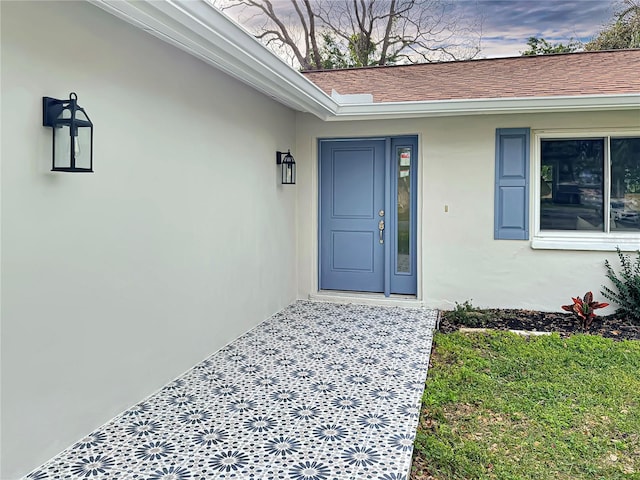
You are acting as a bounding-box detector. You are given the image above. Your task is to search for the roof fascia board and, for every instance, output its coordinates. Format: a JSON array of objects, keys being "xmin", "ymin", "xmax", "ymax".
[
  {"xmin": 328, "ymin": 94, "xmax": 640, "ymax": 121},
  {"xmin": 89, "ymin": 0, "xmax": 337, "ymax": 118}
]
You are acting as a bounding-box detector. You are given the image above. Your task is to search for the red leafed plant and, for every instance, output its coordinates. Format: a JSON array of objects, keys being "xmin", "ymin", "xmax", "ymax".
[{"xmin": 562, "ymin": 292, "xmax": 609, "ymax": 331}]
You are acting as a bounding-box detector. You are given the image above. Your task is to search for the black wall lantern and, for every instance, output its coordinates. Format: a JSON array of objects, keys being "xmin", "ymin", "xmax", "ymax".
[
  {"xmin": 276, "ymin": 149, "xmax": 296, "ymax": 185},
  {"xmin": 43, "ymin": 92, "xmax": 93, "ymax": 172}
]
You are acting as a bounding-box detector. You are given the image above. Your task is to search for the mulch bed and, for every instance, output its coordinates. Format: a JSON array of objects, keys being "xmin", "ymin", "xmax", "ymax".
[{"xmin": 438, "ymin": 309, "xmax": 640, "ymax": 342}]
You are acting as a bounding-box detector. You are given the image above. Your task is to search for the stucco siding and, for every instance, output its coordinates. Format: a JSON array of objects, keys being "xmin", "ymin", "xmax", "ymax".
[
  {"xmin": 0, "ymin": 2, "xmax": 297, "ymax": 477},
  {"xmin": 296, "ymin": 110, "xmax": 640, "ymax": 312}
]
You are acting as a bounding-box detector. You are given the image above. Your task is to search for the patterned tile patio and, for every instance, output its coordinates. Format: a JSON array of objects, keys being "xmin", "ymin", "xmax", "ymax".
[{"xmin": 25, "ymin": 300, "xmax": 437, "ymax": 480}]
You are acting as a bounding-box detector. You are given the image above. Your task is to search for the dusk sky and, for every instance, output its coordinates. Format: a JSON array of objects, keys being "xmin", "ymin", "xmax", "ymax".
[
  {"xmin": 220, "ymin": 0, "xmax": 620, "ymax": 60},
  {"xmin": 476, "ymin": 0, "xmax": 617, "ymax": 57}
]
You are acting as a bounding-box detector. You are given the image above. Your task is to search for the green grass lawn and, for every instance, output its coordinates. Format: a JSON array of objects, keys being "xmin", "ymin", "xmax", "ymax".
[{"xmin": 412, "ymin": 331, "xmax": 640, "ymax": 480}]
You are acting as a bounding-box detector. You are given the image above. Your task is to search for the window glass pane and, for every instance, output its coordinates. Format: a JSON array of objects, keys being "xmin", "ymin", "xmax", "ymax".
[
  {"xmin": 611, "ymin": 137, "xmax": 640, "ymax": 232},
  {"xmin": 397, "ymin": 147, "xmax": 411, "ymax": 273},
  {"xmin": 540, "ymin": 139, "xmax": 604, "ymax": 231}
]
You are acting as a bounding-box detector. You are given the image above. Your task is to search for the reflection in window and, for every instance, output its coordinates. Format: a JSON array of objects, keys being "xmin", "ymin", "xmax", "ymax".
[
  {"xmin": 611, "ymin": 138, "xmax": 640, "ymax": 232},
  {"xmin": 540, "ymin": 137, "xmax": 640, "ymax": 233},
  {"xmin": 397, "ymin": 147, "xmax": 411, "ymax": 273},
  {"xmin": 540, "ymin": 139, "xmax": 604, "ymax": 231}
]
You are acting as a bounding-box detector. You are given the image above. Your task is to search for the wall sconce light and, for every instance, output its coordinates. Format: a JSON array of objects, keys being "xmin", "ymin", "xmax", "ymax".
[
  {"xmin": 276, "ymin": 150, "xmax": 296, "ymax": 185},
  {"xmin": 43, "ymin": 92, "xmax": 93, "ymax": 172}
]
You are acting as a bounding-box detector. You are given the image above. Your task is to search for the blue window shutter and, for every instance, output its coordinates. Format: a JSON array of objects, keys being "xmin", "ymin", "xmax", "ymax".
[{"xmin": 494, "ymin": 128, "xmax": 530, "ymax": 240}]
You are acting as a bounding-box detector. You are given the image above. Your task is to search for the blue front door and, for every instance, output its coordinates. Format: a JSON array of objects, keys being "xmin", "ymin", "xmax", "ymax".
[
  {"xmin": 320, "ymin": 139, "xmax": 386, "ymax": 293},
  {"xmin": 319, "ymin": 137, "xmax": 418, "ymax": 295}
]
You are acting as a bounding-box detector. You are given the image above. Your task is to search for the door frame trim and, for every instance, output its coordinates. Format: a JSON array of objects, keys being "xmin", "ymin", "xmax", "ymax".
[
  {"xmin": 384, "ymin": 138, "xmax": 391, "ymax": 296},
  {"xmin": 315, "ymin": 135, "xmax": 423, "ymax": 299}
]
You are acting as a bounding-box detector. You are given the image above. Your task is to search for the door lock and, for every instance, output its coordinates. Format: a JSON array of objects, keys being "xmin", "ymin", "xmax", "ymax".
[
  {"xmin": 378, "ymin": 219, "xmax": 385, "ymax": 244},
  {"xmin": 379, "ymin": 210, "xmax": 385, "ymax": 217}
]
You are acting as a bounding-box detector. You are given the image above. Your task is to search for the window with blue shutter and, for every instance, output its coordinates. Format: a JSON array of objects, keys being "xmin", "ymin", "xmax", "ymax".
[{"xmin": 494, "ymin": 128, "xmax": 530, "ymax": 240}]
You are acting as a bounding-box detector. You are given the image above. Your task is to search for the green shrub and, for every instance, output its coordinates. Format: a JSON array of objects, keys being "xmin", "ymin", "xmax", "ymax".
[
  {"xmin": 445, "ymin": 300, "xmax": 488, "ymax": 327},
  {"xmin": 601, "ymin": 247, "xmax": 640, "ymax": 324}
]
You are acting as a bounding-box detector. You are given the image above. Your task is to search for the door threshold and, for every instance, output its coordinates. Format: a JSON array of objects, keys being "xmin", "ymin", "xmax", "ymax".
[{"xmin": 309, "ymin": 291, "xmax": 423, "ymax": 308}]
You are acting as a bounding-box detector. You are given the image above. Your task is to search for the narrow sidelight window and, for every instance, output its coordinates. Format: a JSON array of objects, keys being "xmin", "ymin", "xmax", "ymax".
[{"xmin": 396, "ymin": 147, "xmax": 411, "ymax": 273}]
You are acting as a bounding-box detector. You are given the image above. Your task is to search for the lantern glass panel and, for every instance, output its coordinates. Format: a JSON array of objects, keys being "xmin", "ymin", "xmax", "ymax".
[
  {"xmin": 75, "ymin": 109, "xmax": 88, "ymax": 122},
  {"xmin": 284, "ymin": 163, "xmax": 293, "ymax": 184},
  {"xmin": 75, "ymin": 126, "xmax": 92, "ymax": 170},
  {"xmin": 53, "ymin": 126, "xmax": 70, "ymax": 169}
]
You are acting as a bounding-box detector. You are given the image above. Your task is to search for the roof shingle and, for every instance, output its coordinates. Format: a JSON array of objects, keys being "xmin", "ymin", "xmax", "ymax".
[{"xmin": 302, "ymin": 50, "xmax": 640, "ymax": 103}]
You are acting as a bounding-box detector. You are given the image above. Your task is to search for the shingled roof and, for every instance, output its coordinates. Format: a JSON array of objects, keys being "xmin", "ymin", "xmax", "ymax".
[{"xmin": 302, "ymin": 50, "xmax": 640, "ymax": 103}]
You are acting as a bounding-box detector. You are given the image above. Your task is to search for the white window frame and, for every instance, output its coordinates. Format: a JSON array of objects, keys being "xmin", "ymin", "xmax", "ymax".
[{"xmin": 531, "ymin": 128, "xmax": 640, "ymax": 251}]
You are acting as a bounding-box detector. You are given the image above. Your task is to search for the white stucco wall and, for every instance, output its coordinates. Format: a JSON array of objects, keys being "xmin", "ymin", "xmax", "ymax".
[
  {"xmin": 296, "ymin": 110, "xmax": 640, "ymax": 312},
  {"xmin": 1, "ymin": 2, "xmax": 297, "ymax": 477}
]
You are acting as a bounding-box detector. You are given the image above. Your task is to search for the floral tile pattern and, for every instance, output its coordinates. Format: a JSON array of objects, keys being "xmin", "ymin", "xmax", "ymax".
[{"xmin": 25, "ymin": 300, "xmax": 436, "ymax": 480}]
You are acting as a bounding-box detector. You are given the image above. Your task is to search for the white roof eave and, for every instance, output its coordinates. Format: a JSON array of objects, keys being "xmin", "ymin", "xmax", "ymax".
[
  {"xmin": 90, "ymin": 0, "xmax": 337, "ymax": 118},
  {"xmin": 91, "ymin": 0, "xmax": 640, "ymax": 122},
  {"xmin": 329, "ymin": 94, "xmax": 640, "ymax": 121}
]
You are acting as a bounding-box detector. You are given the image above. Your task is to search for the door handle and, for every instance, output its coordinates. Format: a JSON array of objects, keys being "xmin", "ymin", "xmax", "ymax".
[{"xmin": 378, "ymin": 219, "xmax": 385, "ymax": 244}]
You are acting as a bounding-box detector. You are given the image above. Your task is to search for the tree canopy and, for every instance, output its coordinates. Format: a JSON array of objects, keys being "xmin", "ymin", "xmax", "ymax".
[
  {"xmin": 585, "ymin": 0, "xmax": 640, "ymax": 50},
  {"xmin": 520, "ymin": 37, "xmax": 581, "ymax": 56}
]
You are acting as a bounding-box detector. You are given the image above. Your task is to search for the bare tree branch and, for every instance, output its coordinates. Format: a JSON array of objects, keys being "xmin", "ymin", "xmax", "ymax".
[
  {"xmin": 302, "ymin": 0, "xmax": 322, "ymax": 68},
  {"xmin": 215, "ymin": 0, "xmax": 483, "ymax": 69},
  {"xmin": 378, "ymin": 0, "xmax": 396, "ymax": 64}
]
